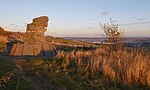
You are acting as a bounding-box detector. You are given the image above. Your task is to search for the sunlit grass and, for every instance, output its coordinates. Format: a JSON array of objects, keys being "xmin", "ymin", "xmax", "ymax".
[{"xmin": 26, "ymin": 46, "xmax": 150, "ymax": 90}]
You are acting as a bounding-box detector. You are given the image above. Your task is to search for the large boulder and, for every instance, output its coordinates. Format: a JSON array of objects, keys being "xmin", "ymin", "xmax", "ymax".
[
  {"xmin": 24, "ymin": 16, "xmax": 49, "ymax": 43},
  {"xmin": 10, "ymin": 16, "xmax": 57, "ymax": 57}
]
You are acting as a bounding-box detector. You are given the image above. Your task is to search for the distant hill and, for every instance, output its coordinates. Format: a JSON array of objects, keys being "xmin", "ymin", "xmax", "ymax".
[{"xmin": 46, "ymin": 36, "xmax": 91, "ymax": 46}]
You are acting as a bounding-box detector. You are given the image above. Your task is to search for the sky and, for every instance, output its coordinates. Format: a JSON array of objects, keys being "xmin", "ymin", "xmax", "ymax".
[{"xmin": 0, "ymin": 0, "xmax": 150, "ymax": 37}]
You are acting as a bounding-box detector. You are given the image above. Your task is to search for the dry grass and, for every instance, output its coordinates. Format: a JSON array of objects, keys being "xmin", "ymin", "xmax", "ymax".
[
  {"xmin": 56, "ymin": 47, "xmax": 150, "ymax": 88},
  {"xmin": 24, "ymin": 21, "xmax": 150, "ymax": 89},
  {"xmin": 0, "ymin": 69, "xmax": 16, "ymax": 88}
]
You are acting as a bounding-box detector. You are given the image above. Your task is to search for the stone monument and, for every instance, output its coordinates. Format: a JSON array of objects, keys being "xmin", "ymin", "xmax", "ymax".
[
  {"xmin": 10, "ymin": 16, "xmax": 57, "ymax": 57},
  {"xmin": 24, "ymin": 16, "xmax": 48, "ymax": 43}
]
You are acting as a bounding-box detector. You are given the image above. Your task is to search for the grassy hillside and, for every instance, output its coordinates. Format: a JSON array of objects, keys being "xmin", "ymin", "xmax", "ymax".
[
  {"xmin": 15, "ymin": 46, "xmax": 149, "ymax": 90},
  {"xmin": 1, "ymin": 24, "xmax": 150, "ymax": 89},
  {"xmin": 46, "ymin": 37, "xmax": 90, "ymax": 45}
]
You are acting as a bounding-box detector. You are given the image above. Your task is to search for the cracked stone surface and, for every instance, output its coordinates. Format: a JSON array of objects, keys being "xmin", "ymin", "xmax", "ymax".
[
  {"xmin": 10, "ymin": 16, "xmax": 57, "ymax": 57},
  {"xmin": 24, "ymin": 16, "xmax": 49, "ymax": 43}
]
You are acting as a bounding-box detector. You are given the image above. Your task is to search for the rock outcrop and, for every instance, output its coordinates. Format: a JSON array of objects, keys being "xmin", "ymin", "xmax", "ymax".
[
  {"xmin": 10, "ymin": 16, "xmax": 57, "ymax": 57},
  {"xmin": 24, "ymin": 16, "xmax": 49, "ymax": 43}
]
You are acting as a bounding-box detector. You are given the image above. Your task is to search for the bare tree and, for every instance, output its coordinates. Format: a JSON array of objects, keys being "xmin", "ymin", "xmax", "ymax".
[{"xmin": 100, "ymin": 19, "xmax": 123, "ymax": 51}]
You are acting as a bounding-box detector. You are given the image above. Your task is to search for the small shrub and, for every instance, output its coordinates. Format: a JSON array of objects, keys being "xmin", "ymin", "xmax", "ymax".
[{"xmin": 100, "ymin": 19, "xmax": 124, "ymax": 51}]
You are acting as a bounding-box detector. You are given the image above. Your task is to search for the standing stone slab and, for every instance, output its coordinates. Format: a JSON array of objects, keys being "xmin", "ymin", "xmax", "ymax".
[
  {"xmin": 43, "ymin": 43, "xmax": 51, "ymax": 57},
  {"xmin": 22, "ymin": 44, "xmax": 34, "ymax": 56},
  {"xmin": 33, "ymin": 43, "xmax": 43, "ymax": 56},
  {"xmin": 10, "ymin": 44, "xmax": 17, "ymax": 56},
  {"xmin": 14, "ymin": 44, "xmax": 23, "ymax": 56}
]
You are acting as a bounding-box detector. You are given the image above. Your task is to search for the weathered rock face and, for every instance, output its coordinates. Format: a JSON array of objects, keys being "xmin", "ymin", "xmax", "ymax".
[
  {"xmin": 24, "ymin": 16, "xmax": 49, "ymax": 43},
  {"xmin": 23, "ymin": 32, "xmax": 46, "ymax": 43},
  {"xmin": 27, "ymin": 16, "xmax": 48, "ymax": 32},
  {"xmin": 10, "ymin": 16, "xmax": 57, "ymax": 57},
  {"xmin": 10, "ymin": 43, "xmax": 57, "ymax": 57}
]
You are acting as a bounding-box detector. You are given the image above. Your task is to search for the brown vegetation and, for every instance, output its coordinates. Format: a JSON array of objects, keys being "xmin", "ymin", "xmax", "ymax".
[
  {"xmin": 10, "ymin": 21, "xmax": 149, "ymax": 89},
  {"xmin": 56, "ymin": 47, "xmax": 150, "ymax": 89}
]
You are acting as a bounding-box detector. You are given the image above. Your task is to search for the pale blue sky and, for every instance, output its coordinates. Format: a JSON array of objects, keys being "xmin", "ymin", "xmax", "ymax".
[{"xmin": 0, "ymin": 0, "xmax": 150, "ymax": 37}]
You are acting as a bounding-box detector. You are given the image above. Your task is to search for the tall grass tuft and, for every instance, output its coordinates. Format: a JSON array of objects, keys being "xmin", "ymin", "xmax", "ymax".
[{"xmin": 56, "ymin": 47, "xmax": 150, "ymax": 88}]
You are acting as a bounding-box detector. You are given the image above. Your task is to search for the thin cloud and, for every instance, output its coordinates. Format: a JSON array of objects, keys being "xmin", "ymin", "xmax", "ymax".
[
  {"xmin": 81, "ymin": 26, "xmax": 86, "ymax": 28},
  {"xmin": 10, "ymin": 24, "xmax": 16, "ymax": 26},
  {"xmin": 13, "ymin": 25, "xmax": 18, "ymax": 27},
  {"xmin": 10, "ymin": 24, "xmax": 18, "ymax": 27},
  {"xmin": 86, "ymin": 26, "xmax": 97, "ymax": 29},
  {"xmin": 86, "ymin": 27, "xmax": 93, "ymax": 29},
  {"xmin": 130, "ymin": 17, "xmax": 145, "ymax": 21},
  {"xmin": 136, "ymin": 18, "xmax": 145, "ymax": 21},
  {"xmin": 81, "ymin": 26, "xmax": 96, "ymax": 29},
  {"xmin": 120, "ymin": 21, "xmax": 150, "ymax": 26},
  {"xmin": 90, "ymin": 18, "xmax": 95, "ymax": 21},
  {"xmin": 130, "ymin": 17, "xmax": 138, "ymax": 19},
  {"xmin": 100, "ymin": 11, "xmax": 110, "ymax": 16}
]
